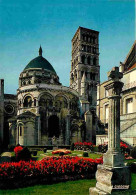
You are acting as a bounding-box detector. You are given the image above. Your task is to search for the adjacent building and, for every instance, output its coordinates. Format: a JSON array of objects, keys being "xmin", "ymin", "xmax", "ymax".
[{"xmin": 96, "ymin": 41, "xmax": 136, "ymax": 146}]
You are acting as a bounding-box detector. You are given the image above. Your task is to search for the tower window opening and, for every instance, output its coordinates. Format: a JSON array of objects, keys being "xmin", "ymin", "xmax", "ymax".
[
  {"xmin": 81, "ymin": 55, "xmax": 85, "ymax": 64},
  {"xmin": 93, "ymin": 57, "xmax": 97, "ymax": 65},
  {"xmin": 24, "ymin": 96, "xmax": 32, "ymax": 107},
  {"xmin": 87, "ymin": 56, "xmax": 91, "ymax": 65},
  {"xmin": 34, "ymin": 99, "xmax": 36, "ymax": 106}
]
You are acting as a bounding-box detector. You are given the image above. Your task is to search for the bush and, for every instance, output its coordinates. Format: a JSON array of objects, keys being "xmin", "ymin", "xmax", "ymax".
[
  {"xmin": 31, "ymin": 151, "xmax": 37, "ymax": 156},
  {"xmin": 8, "ymin": 145, "xmax": 15, "ymax": 152},
  {"xmin": 93, "ymin": 146, "xmax": 98, "ymax": 152},
  {"xmin": 83, "ymin": 152, "xmax": 89, "ymax": 157},
  {"xmin": 16, "ymin": 147, "xmax": 31, "ymax": 161},
  {"xmin": 98, "ymin": 144, "xmax": 108, "ymax": 153},
  {"xmin": 70, "ymin": 143, "xmax": 75, "ymax": 151},
  {"xmin": 43, "ymin": 148, "xmax": 47, "ymax": 153},
  {"xmin": 59, "ymin": 152, "xmax": 64, "ymax": 156},
  {"xmin": 130, "ymin": 147, "xmax": 136, "ymax": 159},
  {"xmin": 126, "ymin": 162, "xmax": 136, "ymax": 173}
]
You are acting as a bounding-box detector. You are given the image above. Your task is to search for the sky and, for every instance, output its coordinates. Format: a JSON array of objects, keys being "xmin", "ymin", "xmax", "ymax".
[{"xmin": 0, "ymin": 0, "xmax": 135, "ymax": 94}]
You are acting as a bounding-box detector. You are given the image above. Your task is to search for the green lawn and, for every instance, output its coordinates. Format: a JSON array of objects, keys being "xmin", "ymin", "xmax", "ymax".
[
  {"xmin": 0, "ymin": 179, "xmax": 96, "ymax": 195},
  {"xmin": 30, "ymin": 150, "xmax": 102, "ymax": 161},
  {"xmin": 1, "ymin": 174, "xmax": 136, "ymax": 195},
  {"xmin": 1, "ymin": 151, "xmax": 136, "ymax": 195}
]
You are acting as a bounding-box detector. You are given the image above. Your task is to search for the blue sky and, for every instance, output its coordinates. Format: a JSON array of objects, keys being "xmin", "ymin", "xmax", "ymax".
[{"xmin": 0, "ymin": 0, "xmax": 135, "ymax": 94}]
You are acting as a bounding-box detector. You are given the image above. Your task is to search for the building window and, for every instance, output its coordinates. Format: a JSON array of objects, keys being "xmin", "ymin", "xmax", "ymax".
[
  {"xmin": 34, "ymin": 99, "xmax": 36, "ymax": 106},
  {"xmin": 81, "ymin": 55, "xmax": 85, "ymax": 64},
  {"xmin": 28, "ymin": 80, "xmax": 31, "ymax": 84},
  {"xmin": 19, "ymin": 125, "xmax": 23, "ymax": 136},
  {"xmin": 92, "ymin": 73, "xmax": 95, "ymax": 81},
  {"xmin": 126, "ymin": 98, "xmax": 133, "ymax": 114},
  {"xmin": 93, "ymin": 57, "xmax": 97, "ymax": 65},
  {"xmin": 105, "ymin": 105, "xmax": 109, "ymax": 124},
  {"xmin": 24, "ymin": 96, "xmax": 32, "ymax": 107},
  {"xmin": 87, "ymin": 56, "xmax": 91, "ymax": 65},
  {"xmin": 105, "ymin": 90, "xmax": 109, "ymax": 97}
]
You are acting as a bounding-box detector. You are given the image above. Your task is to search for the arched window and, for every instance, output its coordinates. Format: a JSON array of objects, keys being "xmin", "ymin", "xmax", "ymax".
[
  {"xmin": 93, "ymin": 47, "xmax": 96, "ymax": 54},
  {"xmin": 88, "ymin": 36, "xmax": 90, "ymax": 42},
  {"xmin": 81, "ymin": 55, "xmax": 85, "ymax": 64},
  {"xmin": 28, "ymin": 80, "xmax": 31, "ymax": 84},
  {"xmin": 90, "ymin": 73, "xmax": 92, "ymax": 80},
  {"xmin": 92, "ymin": 73, "xmax": 95, "ymax": 80},
  {"xmin": 93, "ymin": 57, "xmax": 97, "ymax": 65},
  {"xmin": 24, "ymin": 96, "xmax": 32, "ymax": 107},
  {"xmin": 87, "ymin": 56, "xmax": 91, "ymax": 65},
  {"xmin": 18, "ymin": 124, "xmax": 24, "ymax": 136},
  {"xmin": 34, "ymin": 99, "xmax": 36, "ymax": 106}
]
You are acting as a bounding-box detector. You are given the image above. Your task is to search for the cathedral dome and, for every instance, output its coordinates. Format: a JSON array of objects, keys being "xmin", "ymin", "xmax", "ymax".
[{"xmin": 24, "ymin": 46, "xmax": 56, "ymax": 74}]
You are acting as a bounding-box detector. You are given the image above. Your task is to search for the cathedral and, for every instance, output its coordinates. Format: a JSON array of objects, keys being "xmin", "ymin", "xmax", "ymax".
[{"xmin": 0, "ymin": 27, "xmax": 100, "ymax": 148}]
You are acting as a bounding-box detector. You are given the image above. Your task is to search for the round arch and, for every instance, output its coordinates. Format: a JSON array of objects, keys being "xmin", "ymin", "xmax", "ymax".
[{"xmin": 38, "ymin": 92, "xmax": 54, "ymax": 101}]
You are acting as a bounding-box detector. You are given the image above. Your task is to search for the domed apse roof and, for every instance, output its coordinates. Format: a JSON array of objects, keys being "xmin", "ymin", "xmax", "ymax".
[{"xmin": 24, "ymin": 46, "xmax": 56, "ymax": 74}]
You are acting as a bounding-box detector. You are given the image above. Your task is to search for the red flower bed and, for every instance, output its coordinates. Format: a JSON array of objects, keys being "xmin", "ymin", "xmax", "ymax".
[
  {"xmin": 0, "ymin": 156, "xmax": 102, "ymax": 183},
  {"xmin": 74, "ymin": 142, "xmax": 94, "ymax": 151},
  {"xmin": 52, "ymin": 149, "xmax": 71, "ymax": 155},
  {"xmin": 98, "ymin": 141, "xmax": 130, "ymax": 154}
]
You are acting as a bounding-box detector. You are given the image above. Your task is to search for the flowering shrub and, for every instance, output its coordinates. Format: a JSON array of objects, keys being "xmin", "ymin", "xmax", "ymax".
[
  {"xmin": 0, "ymin": 156, "xmax": 103, "ymax": 183},
  {"xmin": 98, "ymin": 143, "xmax": 108, "ymax": 153},
  {"xmin": 14, "ymin": 146, "xmax": 31, "ymax": 161},
  {"xmin": 98, "ymin": 142, "xmax": 129, "ymax": 154},
  {"xmin": 74, "ymin": 142, "xmax": 94, "ymax": 151},
  {"xmin": 14, "ymin": 146, "xmax": 23, "ymax": 157},
  {"xmin": 130, "ymin": 147, "xmax": 136, "ymax": 159},
  {"xmin": 124, "ymin": 153, "xmax": 133, "ymax": 160},
  {"xmin": 52, "ymin": 149, "xmax": 71, "ymax": 155}
]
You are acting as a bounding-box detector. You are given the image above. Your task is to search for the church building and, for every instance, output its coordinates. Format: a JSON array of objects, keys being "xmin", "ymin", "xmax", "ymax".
[{"xmin": 0, "ymin": 27, "xmax": 100, "ymax": 147}]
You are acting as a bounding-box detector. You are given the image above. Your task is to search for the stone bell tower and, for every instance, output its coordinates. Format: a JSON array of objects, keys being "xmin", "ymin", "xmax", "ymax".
[{"xmin": 70, "ymin": 27, "xmax": 100, "ymax": 112}]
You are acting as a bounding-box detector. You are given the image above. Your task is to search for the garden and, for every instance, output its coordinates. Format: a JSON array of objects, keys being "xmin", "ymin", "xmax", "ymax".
[{"xmin": 1, "ymin": 142, "xmax": 136, "ymax": 194}]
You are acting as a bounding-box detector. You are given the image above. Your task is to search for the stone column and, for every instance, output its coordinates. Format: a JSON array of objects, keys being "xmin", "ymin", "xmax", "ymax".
[
  {"xmin": 103, "ymin": 80, "xmax": 124, "ymax": 167},
  {"xmin": 65, "ymin": 113, "xmax": 71, "ymax": 145},
  {"xmin": 84, "ymin": 110, "xmax": 93, "ymax": 142},
  {"xmin": 90, "ymin": 67, "xmax": 131, "ymax": 195},
  {"xmin": 37, "ymin": 115, "xmax": 41, "ymax": 145}
]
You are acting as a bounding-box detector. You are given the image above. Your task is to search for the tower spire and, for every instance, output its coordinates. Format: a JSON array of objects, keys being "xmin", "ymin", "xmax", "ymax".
[{"xmin": 39, "ymin": 45, "xmax": 42, "ymax": 56}]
